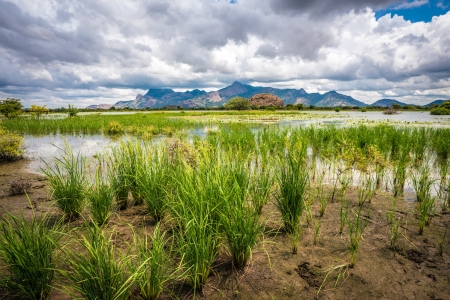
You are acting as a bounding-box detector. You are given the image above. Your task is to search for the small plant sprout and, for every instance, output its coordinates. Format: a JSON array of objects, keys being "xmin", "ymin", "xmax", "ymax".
[
  {"xmin": 389, "ymin": 216, "xmax": 401, "ymax": 250},
  {"xmin": 314, "ymin": 219, "xmax": 321, "ymax": 246},
  {"xmin": 386, "ymin": 197, "xmax": 397, "ymax": 225},
  {"xmin": 339, "ymin": 199, "xmax": 349, "ymax": 234}
]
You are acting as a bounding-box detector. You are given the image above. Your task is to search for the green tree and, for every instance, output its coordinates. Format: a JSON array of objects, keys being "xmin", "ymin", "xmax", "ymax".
[
  {"xmin": 295, "ymin": 103, "xmax": 305, "ymax": 110},
  {"xmin": 0, "ymin": 98, "xmax": 23, "ymax": 119},
  {"xmin": 224, "ymin": 97, "xmax": 251, "ymax": 110},
  {"xmin": 67, "ymin": 104, "xmax": 78, "ymax": 117},
  {"xmin": 30, "ymin": 104, "xmax": 49, "ymax": 119}
]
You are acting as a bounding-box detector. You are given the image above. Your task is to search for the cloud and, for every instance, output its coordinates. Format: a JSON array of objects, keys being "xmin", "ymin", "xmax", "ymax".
[
  {"xmin": 394, "ymin": 0, "xmax": 429, "ymax": 10},
  {"xmin": 0, "ymin": 0, "xmax": 449, "ymax": 107}
]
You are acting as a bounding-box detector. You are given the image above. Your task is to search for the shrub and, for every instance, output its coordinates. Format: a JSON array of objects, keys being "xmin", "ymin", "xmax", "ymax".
[
  {"xmin": 360, "ymin": 107, "xmax": 367, "ymax": 112},
  {"xmin": 224, "ymin": 97, "xmax": 251, "ymax": 110},
  {"xmin": 430, "ymin": 107, "xmax": 450, "ymax": 115},
  {"xmin": 335, "ymin": 107, "xmax": 341, "ymax": 112},
  {"xmin": 0, "ymin": 98, "xmax": 23, "ymax": 119},
  {"xmin": 105, "ymin": 121, "xmax": 124, "ymax": 134},
  {"xmin": 0, "ymin": 127, "xmax": 25, "ymax": 162}
]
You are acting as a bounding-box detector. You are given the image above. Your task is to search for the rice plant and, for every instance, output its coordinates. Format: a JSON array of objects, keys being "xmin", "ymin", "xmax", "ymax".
[
  {"xmin": 357, "ymin": 174, "xmax": 376, "ymax": 207},
  {"xmin": 389, "ymin": 216, "xmax": 400, "ymax": 250},
  {"xmin": 249, "ymin": 160, "xmax": 273, "ymax": 214},
  {"xmin": 170, "ymin": 163, "xmax": 220, "ymax": 291},
  {"xmin": 136, "ymin": 148, "xmax": 171, "ymax": 222},
  {"xmin": 412, "ymin": 164, "xmax": 435, "ymax": 203},
  {"xmin": 133, "ymin": 225, "xmax": 175, "ymax": 300},
  {"xmin": 41, "ymin": 142, "xmax": 87, "ymax": 220},
  {"xmin": 0, "ymin": 209, "xmax": 62, "ymax": 300},
  {"xmin": 275, "ymin": 153, "xmax": 309, "ymax": 234},
  {"xmin": 60, "ymin": 223, "xmax": 135, "ymax": 300},
  {"xmin": 418, "ymin": 196, "xmax": 436, "ymax": 235},
  {"xmin": 86, "ymin": 169, "xmax": 116, "ymax": 226},
  {"xmin": 177, "ymin": 216, "xmax": 219, "ymax": 291},
  {"xmin": 347, "ymin": 206, "xmax": 368, "ymax": 267},
  {"xmin": 219, "ymin": 170, "xmax": 262, "ymax": 267}
]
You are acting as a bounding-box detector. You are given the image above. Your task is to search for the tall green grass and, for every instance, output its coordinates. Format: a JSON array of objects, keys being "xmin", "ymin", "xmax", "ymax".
[{"xmin": 0, "ymin": 210, "xmax": 62, "ymax": 300}]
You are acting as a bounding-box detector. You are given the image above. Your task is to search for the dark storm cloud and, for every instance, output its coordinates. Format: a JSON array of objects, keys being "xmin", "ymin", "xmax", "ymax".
[{"xmin": 0, "ymin": 1, "xmax": 103, "ymax": 64}]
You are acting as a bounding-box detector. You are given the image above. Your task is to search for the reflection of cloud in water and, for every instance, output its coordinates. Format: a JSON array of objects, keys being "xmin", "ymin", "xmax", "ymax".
[{"xmin": 23, "ymin": 134, "xmax": 122, "ymax": 173}]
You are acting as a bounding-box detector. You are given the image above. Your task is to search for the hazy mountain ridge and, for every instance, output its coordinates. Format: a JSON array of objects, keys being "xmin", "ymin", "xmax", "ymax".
[{"xmin": 86, "ymin": 82, "xmax": 446, "ymax": 109}]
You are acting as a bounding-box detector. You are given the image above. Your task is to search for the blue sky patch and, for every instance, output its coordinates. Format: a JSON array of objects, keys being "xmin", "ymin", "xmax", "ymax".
[{"xmin": 375, "ymin": 0, "xmax": 450, "ymax": 22}]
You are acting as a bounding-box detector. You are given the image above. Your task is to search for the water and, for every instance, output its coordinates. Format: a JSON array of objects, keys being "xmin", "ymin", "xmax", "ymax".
[{"xmin": 20, "ymin": 111, "xmax": 450, "ymax": 174}]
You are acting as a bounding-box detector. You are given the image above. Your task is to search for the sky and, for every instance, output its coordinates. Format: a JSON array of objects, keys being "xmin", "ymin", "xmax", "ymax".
[{"xmin": 0, "ymin": 0, "xmax": 449, "ymax": 108}]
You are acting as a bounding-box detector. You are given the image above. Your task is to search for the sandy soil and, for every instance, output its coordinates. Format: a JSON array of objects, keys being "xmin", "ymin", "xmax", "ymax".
[{"xmin": 1, "ymin": 159, "xmax": 450, "ymax": 300}]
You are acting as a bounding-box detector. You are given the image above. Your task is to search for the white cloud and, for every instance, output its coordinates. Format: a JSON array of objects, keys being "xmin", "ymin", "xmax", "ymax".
[{"xmin": 394, "ymin": 0, "xmax": 429, "ymax": 10}]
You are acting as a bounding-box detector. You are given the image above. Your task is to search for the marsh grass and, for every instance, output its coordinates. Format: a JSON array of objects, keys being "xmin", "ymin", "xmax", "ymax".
[
  {"xmin": 60, "ymin": 222, "xmax": 136, "ymax": 300},
  {"xmin": 41, "ymin": 142, "xmax": 87, "ymax": 220},
  {"xmin": 0, "ymin": 208, "xmax": 62, "ymax": 300}
]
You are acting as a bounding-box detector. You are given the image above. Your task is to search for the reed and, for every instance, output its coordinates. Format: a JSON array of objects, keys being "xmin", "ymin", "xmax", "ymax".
[{"xmin": 0, "ymin": 209, "xmax": 62, "ymax": 300}]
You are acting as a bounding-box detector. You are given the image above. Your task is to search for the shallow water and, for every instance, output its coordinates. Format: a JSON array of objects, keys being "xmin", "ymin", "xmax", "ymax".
[{"xmin": 23, "ymin": 133, "xmax": 122, "ymax": 173}]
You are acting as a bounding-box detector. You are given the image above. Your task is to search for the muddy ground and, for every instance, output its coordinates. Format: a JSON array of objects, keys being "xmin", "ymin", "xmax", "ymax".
[{"xmin": 1, "ymin": 159, "xmax": 450, "ymax": 300}]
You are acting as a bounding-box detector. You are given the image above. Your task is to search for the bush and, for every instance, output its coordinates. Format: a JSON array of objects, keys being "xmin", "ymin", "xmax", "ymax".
[
  {"xmin": 0, "ymin": 98, "xmax": 23, "ymax": 119},
  {"xmin": 430, "ymin": 107, "xmax": 450, "ymax": 115},
  {"xmin": 360, "ymin": 107, "xmax": 367, "ymax": 112},
  {"xmin": 0, "ymin": 127, "xmax": 25, "ymax": 162},
  {"xmin": 224, "ymin": 97, "xmax": 251, "ymax": 110},
  {"xmin": 335, "ymin": 107, "xmax": 341, "ymax": 112},
  {"xmin": 430, "ymin": 101, "xmax": 450, "ymax": 115},
  {"xmin": 105, "ymin": 121, "xmax": 124, "ymax": 134}
]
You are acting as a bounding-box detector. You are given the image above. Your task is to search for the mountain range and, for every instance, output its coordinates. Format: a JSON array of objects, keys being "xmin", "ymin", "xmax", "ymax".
[{"xmin": 86, "ymin": 81, "xmax": 447, "ymax": 109}]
